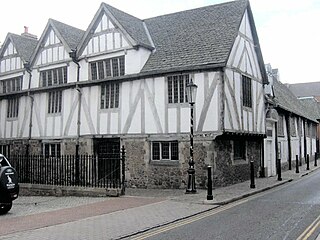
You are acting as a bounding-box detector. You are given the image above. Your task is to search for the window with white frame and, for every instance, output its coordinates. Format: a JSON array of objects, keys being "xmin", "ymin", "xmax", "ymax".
[
  {"xmin": 167, "ymin": 74, "xmax": 189, "ymax": 104},
  {"xmin": 1, "ymin": 76, "xmax": 23, "ymax": 93},
  {"xmin": 7, "ymin": 97, "xmax": 19, "ymax": 118},
  {"xmin": 151, "ymin": 141, "xmax": 179, "ymax": 161},
  {"xmin": 90, "ymin": 56, "xmax": 125, "ymax": 80},
  {"xmin": 43, "ymin": 142, "xmax": 61, "ymax": 158},
  {"xmin": 100, "ymin": 82, "xmax": 120, "ymax": 109},
  {"xmin": 40, "ymin": 67, "xmax": 67, "ymax": 87},
  {"xmin": 242, "ymin": 75, "xmax": 252, "ymax": 108},
  {"xmin": 48, "ymin": 90, "xmax": 62, "ymax": 114}
]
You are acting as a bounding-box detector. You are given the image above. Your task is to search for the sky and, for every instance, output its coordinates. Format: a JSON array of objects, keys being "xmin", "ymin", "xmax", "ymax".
[{"xmin": 0, "ymin": 0, "xmax": 319, "ymax": 84}]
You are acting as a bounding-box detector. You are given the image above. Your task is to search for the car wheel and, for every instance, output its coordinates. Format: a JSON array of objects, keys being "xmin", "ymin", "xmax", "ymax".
[{"xmin": 0, "ymin": 202, "xmax": 12, "ymax": 215}]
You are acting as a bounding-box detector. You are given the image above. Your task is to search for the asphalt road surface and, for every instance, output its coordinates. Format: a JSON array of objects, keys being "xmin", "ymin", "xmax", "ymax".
[{"xmin": 131, "ymin": 171, "xmax": 320, "ymax": 240}]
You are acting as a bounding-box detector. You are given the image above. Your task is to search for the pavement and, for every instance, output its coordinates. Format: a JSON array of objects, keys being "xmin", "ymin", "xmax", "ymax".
[{"xmin": 0, "ymin": 163, "xmax": 319, "ymax": 240}]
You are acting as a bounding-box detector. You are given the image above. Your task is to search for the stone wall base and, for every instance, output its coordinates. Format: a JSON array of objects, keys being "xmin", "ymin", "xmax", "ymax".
[{"xmin": 19, "ymin": 183, "xmax": 121, "ymax": 197}]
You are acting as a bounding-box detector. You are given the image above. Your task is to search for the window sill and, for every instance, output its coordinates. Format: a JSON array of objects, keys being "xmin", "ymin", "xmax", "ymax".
[
  {"xmin": 232, "ymin": 159, "xmax": 248, "ymax": 165},
  {"xmin": 150, "ymin": 160, "xmax": 179, "ymax": 166}
]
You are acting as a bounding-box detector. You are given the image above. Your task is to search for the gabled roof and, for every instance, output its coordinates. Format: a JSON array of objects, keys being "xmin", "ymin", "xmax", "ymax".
[
  {"xmin": 273, "ymin": 79, "xmax": 318, "ymax": 122},
  {"xmin": 77, "ymin": 3, "xmax": 153, "ymax": 56},
  {"xmin": 77, "ymin": 1, "xmax": 267, "ymax": 83},
  {"xmin": 49, "ymin": 19, "xmax": 85, "ymax": 51},
  {"xmin": 103, "ymin": 3, "xmax": 152, "ymax": 49},
  {"xmin": 287, "ymin": 82, "xmax": 320, "ymax": 98},
  {"xmin": 0, "ymin": 33, "xmax": 38, "ymax": 63},
  {"xmin": 141, "ymin": 0, "xmax": 266, "ymax": 77},
  {"xmin": 29, "ymin": 19, "xmax": 85, "ymax": 65}
]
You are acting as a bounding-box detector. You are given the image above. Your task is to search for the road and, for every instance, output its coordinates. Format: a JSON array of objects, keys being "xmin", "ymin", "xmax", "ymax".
[{"xmin": 130, "ymin": 171, "xmax": 320, "ymax": 240}]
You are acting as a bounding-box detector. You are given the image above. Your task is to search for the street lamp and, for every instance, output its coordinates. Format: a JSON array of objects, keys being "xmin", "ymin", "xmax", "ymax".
[{"xmin": 186, "ymin": 79, "xmax": 198, "ymax": 193}]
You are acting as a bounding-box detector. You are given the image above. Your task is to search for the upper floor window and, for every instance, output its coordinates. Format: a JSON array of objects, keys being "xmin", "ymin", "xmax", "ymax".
[
  {"xmin": 151, "ymin": 141, "xmax": 179, "ymax": 161},
  {"xmin": 48, "ymin": 90, "xmax": 62, "ymax": 114},
  {"xmin": 90, "ymin": 56, "xmax": 125, "ymax": 80},
  {"xmin": 242, "ymin": 75, "xmax": 252, "ymax": 108},
  {"xmin": 100, "ymin": 82, "xmax": 120, "ymax": 109},
  {"xmin": 167, "ymin": 74, "xmax": 189, "ymax": 104},
  {"xmin": 1, "ymin": 76, "xmax": 23, "ymax": 93},
  {"xmin": 40, "ymin": 67, "xmax": 67, "ymax": 87},
  {"xmin": 7, "ymin": 97, "xmax": 19, "ymax": 118}
]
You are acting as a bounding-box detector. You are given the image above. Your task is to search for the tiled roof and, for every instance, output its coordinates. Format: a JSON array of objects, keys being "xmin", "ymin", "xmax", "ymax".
[
  {"xmin": 287, "ymin": 82, "xmax": 320, "ymax": 98},
  {"xmin": 49, "ymin": 19, "xmax": 85, "ymax": 50},
  {"xmin": 142, "ymin": 0, "xmax": 248, "ymax": 73},
  {"xmin": 299, "ymin": 98, "xmax": 320, "ymax": 121},
  {"xmin": 273, "ymin": 79, "xmax": 318, "ymax": 122},
  {"xmin": 10, "ymin": 33, "xmax": 38, "ymax": 62},
  {"xmin": 103, "ymin": 3, "xmax": 152, "ymax": 49}
]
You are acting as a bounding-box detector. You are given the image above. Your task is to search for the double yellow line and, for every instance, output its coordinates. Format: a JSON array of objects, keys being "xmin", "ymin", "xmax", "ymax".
[{"xmin": 297, "ymin": 214, "xmax": 320, "ymax": 240}]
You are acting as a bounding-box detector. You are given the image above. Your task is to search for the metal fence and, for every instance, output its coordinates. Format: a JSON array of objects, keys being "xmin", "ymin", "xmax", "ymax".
[{"xmin": 9, "ymin": 146, "xmax": 126, "ymax": 192}]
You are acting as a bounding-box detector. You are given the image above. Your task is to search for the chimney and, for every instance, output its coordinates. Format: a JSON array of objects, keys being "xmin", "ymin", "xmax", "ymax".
[{"xmin": 21, "ymin": 26, "xmax": 38, "ymax": 40}]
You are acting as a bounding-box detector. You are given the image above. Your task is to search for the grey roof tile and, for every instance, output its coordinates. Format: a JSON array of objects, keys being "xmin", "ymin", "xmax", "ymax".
[
  {"xmin": 10, "ymin": 33, "xmax": 38, "ymax": 62},
  {"xmin": 142, "ymin": 0, "xmax": 248, "ymax": 73},
  {"xmin": 103, "ymin": 3, "xmax": 152, "ymax": 49},
  {"xmin": 273, "ymin": 79, "xmax": 318, "ymax": 122},
  {"xmin": 287, "ymin": 82, "xmax": 320, "ymax": 98},
  {"xmin": 299, "ymin": 98, "xmax": 320, "ymax": 121},
  {"xmin": 50, "ymin": 19, "xmax": 85, "ymax": 50}
]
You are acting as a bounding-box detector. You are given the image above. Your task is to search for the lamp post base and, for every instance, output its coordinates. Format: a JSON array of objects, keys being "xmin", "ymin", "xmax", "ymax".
[{"xmin": 186, "ymin": 168, "xmax": 196, "ymax": 194}]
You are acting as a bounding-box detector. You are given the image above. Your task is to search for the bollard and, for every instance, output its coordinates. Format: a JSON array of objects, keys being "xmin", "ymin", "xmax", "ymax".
[
  {"xmin": 315, "ymin": 152, "xmax": 317, "ymax": 167},
  {"xmin": 295, "ymin": 155, "xmax": 299, "ymax": 174},
  {"xmin": 306, "ymin": 154, "xmax": 310, "ymax": 170},
  {"xmin": 207, "ymin": 166, "xmax": 213, "ymax": 200},
  {"xmin": 250, "ymin": 160, "xmax": 255, "ymax": 188},
  {"xmin": 277, "ymin": 158, "xmax": 282, "ymax": 181}
]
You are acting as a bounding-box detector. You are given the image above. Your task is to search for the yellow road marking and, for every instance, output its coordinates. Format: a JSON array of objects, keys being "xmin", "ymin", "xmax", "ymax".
[
  {"xmin": 131, "ymin": 199, "xmax": 249, "ymax": 240},
  {"xmin": 297, "ymin": 214, "xmax": 320, "ymax": 240}
]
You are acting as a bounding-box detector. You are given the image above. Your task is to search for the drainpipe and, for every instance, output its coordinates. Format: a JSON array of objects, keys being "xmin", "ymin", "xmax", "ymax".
[
  {"xmin": 24, "ymin": 63, "xmax": 33, "ymax": 157},
  {"xmin": 69, "ymin": 50, "xmax": 81, "ymax": 184}
]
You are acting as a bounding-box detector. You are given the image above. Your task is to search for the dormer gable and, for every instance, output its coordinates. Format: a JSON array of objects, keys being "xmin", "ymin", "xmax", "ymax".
[
  {"xmin": 0, "ymin": 33, "xmax": 37, "ymax": 73},
  {"xmin": 77, "ymin": 3, "xmax": 154, "ymax": 57},
  {"xmin": 30, "ymin": 19, "xmax": 84, "ymax": 67}
]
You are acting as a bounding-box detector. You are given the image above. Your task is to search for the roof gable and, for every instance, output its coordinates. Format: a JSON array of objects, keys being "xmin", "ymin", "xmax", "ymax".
[
  {"xmin": 30, "ymin": 19, "xmax": 84, "ymax": 66},
  {"xmin": 77, "ymin": 3, "xmax": 153, "ymax": 57},
  {"xmin": 0, "ymin": 33, "xmax": 37, "ymax": 63}
]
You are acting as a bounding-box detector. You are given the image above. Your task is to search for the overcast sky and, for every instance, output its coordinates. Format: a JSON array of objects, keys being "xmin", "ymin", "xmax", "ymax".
[{"xmin": 1, "ymin": 0, "xmax": 319, "ymax": 84}]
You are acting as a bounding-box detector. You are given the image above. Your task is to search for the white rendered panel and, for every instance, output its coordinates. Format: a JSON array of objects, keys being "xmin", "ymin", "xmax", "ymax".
[
  {"xmin": 99, "ymin": 34, "xmax": 106, "ymax": 52},
  {"xmin": 168, "ymin": 108, "xmax": 177, "ymax": 133}
]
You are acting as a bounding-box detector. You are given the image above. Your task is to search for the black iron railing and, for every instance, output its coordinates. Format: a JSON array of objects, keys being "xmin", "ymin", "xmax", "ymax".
[{"xmin": 9, "ymin": 146, "xmax": 126, "ymax": 191}]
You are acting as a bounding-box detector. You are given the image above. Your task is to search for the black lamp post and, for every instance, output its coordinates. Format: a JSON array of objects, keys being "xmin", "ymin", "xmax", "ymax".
[{"xmin": 186, "ymin": 79, "xmax": 198, "ymax": 194}]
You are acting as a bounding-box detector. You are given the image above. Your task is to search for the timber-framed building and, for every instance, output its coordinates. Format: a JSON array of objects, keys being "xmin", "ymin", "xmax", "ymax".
[{"xmin": 0, "ymin": 0, "xmax": 269, "ymax": 188}]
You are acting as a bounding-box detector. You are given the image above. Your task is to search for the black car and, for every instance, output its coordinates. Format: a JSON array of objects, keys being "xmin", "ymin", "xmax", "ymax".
[{"xmin": 0, "ymin": 154, "xmax": 19, "ymax": 214}]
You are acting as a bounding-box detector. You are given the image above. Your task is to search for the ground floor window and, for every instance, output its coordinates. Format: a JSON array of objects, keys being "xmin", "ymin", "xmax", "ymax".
[
  {"xmin": 0, "ymin": 145, "xmax": 10, "ymax": 157},
  {"xmin": 233, "ymin": 140, "xmax": 246, "ymax": 162},
  {"xmin": 43, "ymin": 142, "xmax": 61, "ymax": 157},
  {"xmin": 151, "ymin": 141, "xmax": 179, "ymax": 161}
]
